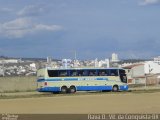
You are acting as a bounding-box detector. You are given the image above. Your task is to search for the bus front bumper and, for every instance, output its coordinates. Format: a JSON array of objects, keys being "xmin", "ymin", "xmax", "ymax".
[{"xmin": 119, "ymin": 85, "xmax": 128, "ymax": 91}]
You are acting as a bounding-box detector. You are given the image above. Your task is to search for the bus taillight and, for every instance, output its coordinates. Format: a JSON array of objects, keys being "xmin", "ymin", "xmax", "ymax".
[{"xmin": 44, "ymin": 82, "xmax": 47, "ymax": 86}]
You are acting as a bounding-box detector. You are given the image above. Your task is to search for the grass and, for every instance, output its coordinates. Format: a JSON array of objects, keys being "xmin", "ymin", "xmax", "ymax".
[
  {"xmin": 130, "ymin": 88, "xmax": 160, "ymax": 93},
  {"xmin": 0, "ymin": 89, "xmax": 35, "ymax": 93},
  {"xmin": 1, "ymin": 89, "xmax": 160, "ymax": 99}
]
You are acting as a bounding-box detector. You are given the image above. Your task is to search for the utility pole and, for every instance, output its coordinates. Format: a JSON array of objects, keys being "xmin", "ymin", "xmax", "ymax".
[
  {"xmin": 145, "ymin": 73, "xmax": 147, "ymax": 89},
  {"xmin": 2, "ymin": 60, "xmax": 5, "ymax": 77},
  {"xmin": 74, "ymin": 51, "xmax": 77, "ymax": 68},
  {"xmin": 74, "ymin": 51, "xmax": 77, "ymax": 61}
]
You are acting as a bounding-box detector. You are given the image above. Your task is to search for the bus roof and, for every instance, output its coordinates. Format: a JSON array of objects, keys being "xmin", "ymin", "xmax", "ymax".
[{"xmin": 43, "ymin": 67, "xmax": 124, "ymax": 70}]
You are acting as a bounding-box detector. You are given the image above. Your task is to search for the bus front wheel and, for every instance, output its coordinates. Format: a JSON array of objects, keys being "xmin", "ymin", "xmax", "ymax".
[
  {"xmin": 61, "ymin": 86, "xmax": 68, "ymax": 94},
  {"xmin": 112, "ymin": 85, "xmax": 119, "ymax": 92}
]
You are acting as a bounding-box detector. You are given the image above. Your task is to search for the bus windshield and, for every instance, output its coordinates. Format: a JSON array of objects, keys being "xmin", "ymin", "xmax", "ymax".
[{"xmin": 119, "ymin": 69, "xmax": 127, "ymax": 83}]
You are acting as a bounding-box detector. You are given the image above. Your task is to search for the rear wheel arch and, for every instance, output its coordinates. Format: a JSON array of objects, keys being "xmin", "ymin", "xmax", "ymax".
[
  {"xmin": 61, "ymin": 86, "xmax": 68, "ymax": 93},
  {"xmin": 69, "ymin": 85, "xmax": 76, "ymax": 93}
]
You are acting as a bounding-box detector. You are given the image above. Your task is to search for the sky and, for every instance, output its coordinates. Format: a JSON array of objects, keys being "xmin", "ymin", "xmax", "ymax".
[{"xmin": 0, "ymin": 0, "xmax": 160, "ymax": 60}]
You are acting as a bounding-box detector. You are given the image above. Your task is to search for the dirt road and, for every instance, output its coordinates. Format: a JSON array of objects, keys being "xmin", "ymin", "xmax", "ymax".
[{"xmin": 0, "ymin": 92, "xmax": 160, "ymax": 114}]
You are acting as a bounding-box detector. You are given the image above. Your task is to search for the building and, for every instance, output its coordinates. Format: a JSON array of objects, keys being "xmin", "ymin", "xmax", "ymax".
[
  {"xmin": 98, "ymin": 59, "xmax": 110, "ymax": 68},
  {"xmin": 154, "ymin": 56, "xmax": 160, "ymax": 65},
  {"xmin": 0, "ymin": 59, "xmax": 19, "ymax": 64},
  {"xmin": 62, "ymin": 59, "xmax": 72, "ymax": 68},
  {"xmin": 111, "ymin": 53, "xmax": 119, "ymax": 62},
  {"xmin": 94, "ymin": 58, "xmax": 98, "ymax": 67},
  {"xmin": 124, "ymin": 61, "xmax": 160, "ymax": 85}
]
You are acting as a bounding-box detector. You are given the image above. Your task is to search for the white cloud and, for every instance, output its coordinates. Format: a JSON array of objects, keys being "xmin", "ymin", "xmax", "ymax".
[
  {"xmin": 0, "ymin": 8, "xmax": 12, "ymax": 12},
  {"xmin": 17, "ymin": 5, "xmax": 46, "ymax": 16},
  {"xmin": 0, "ymin": 8, "xmax": 13, "ymax": 14},
  {"xmin": 139, "ymin": 0, "xmax": 160, "ymax": 6},
  {"xmin": 0, "ymin": 18, "xmax": 62, "ymax": 38},
  {"xmin": 34, "ymin": 24, "xmax": 62, "ymax": 31}
]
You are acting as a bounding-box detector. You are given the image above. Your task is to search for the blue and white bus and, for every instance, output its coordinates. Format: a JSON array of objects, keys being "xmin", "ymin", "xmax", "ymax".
[{"xmin": 37, "ymin": 68, "xmax": 128, "ymax": 93}]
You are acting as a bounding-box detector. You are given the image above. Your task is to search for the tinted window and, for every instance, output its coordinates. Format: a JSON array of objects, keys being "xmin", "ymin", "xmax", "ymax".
[
  {"xmin": 110, "ymin": 69, "xmax": 118, "ymax": 76},
  {"xmin": 59, "ymin": 70, "xmax": 68, "ymax": 77},
  {"xmin": 48, "ymin": 69, "xmax": 121, "ymax": 77},
  {"xmin": 77, "ymin": 70, "xmax": 87, "ymax": 76},
  {"xmin": 119, "ymin": 69, "xmax": 127, "ymax": 83},
  {"xmin": 70, "ymin": 70, "xmax": 78, "ymax": 76},
  {"xmin": 88, "ymin": 70, "xmax": 97, "ymax": 76},
  {"xmin": 98, "ymin": 70, "xmax": 109, "ymax": 76},
  {"xmin": 48, "ymin": 70, "xmax": 59, "ymax": 77},
  {"xmin": 119, "ymin": 69, "xmax": 126, "ymax": 74}
]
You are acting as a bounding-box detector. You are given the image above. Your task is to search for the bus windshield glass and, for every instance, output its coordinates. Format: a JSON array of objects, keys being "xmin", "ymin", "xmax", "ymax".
[{"xmin": 119, "ymin": 69, "xmax": 127, "ymax": 83}]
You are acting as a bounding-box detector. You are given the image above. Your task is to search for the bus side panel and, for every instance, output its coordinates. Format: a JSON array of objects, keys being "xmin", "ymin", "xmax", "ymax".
[
  {"xmin": 76, "ymin": 85, "xmax": 112, "ymax": 91},
  {"xmin": 37, "ymin": 76, "xmax": 128, "ymax": 92},
  {"xmin": 37, "ymin": 79, "xmax": 61, "ymax": 92},
  {"xmin": 37, "ymin": 86, "xmax": 60, "ymax": 92}
]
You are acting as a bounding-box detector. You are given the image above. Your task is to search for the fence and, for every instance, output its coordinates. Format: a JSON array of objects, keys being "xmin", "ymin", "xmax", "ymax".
[
  {"xmin": 0, "ymin": 75, "xmax": 160, "ymax": 93},
  {"xmin": 0, "ymin": 76, "xmax": 37, "ymax": 92},
  {"xmin": 127, "ymin": 74, "xmax": 160, "ymax": 90}
]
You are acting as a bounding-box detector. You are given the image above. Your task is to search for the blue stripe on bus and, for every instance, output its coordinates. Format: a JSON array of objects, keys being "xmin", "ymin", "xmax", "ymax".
[
  {"xmin": 37, "ymin": 78, "xmax": 109, "ymax": 82},
  {"xmin": 37, "ymin": 85, "xmax": 128, "ymax": 92},
  {"xmin": 37, "ymin": 79, "xmax": 62, "ymax": 82},
  {"xmin": 37, "ymin": 79, "xmax": 45, "ymax": 82},
  {"xmin": 37, "ymin": 78, "xmax": 78, "ymax": 81},
  {"xmin": 96, "ymin": 78, "xmax": 108, "ymax": 80},
  {"xmin": 46, "ymin": 79, "xmax": 62, "ymax": 81},
  {"xmin": 64, "ymin": 78, "xmax": 78, "ymax": 81},
  {"xmin": 77, "ymin": 86, "xmax": 112, "ymax": 91},
  {"xmin": 37, "ymin": 87, "xmax": 60, "ymax": 92}
]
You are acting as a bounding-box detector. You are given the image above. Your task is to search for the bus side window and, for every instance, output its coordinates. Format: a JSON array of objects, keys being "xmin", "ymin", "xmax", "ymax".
[
  {"xmin": 98, "ymin": 70, "xmax": 107, "ymax": 76},
  {"xmin": 77, "ymin": 70, "xmax": 85, "ymax": 76},
  {"xmin": 88, "ymin": 70, "xmax": 97, "ymax": 76},
  {"xmin": 89, "ymin": 72, "xmax": 94, "ymax": 76},
  {"xmin": 101, "ymin": 72, "xmax": 106, "ymax": 76},
  {"xmin": 70, "ymin": 70, "xmax": 77, "ymax": 76},
  {"xmin": 48, "ymin": 70, "xmax": 59, "ymax": 77},
  {"xmin": 82, "ymin": 71, "xmax": 86, "ymax": 76},
  {"xmin": 59, "ymin": 70, "xmax": 68, "ymax": 77},
  {"xmin": 110, "ymin": 69, "xmax": 118, "ymax": 76}
]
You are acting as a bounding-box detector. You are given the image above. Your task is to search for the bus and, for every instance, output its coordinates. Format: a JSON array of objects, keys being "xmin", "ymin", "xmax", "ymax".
[{"xmin": 37, "ymin": 68, "xmax": 128, "ymax": 93}]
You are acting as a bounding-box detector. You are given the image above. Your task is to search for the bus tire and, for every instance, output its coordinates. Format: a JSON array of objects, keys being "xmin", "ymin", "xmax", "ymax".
[
  {"xmin": 61, "ymin": 86, "xmax": 68, "ymax": 94},
  {"xmin": 69, "ymin": 86, "xmax": 76, "ymax": 93},
  {"xmin": 112, "ymin": 85, "xmax": 119, "ymax": 92}
]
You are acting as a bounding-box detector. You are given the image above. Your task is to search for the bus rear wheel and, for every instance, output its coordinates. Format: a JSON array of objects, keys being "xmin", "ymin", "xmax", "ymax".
[
  {"xmin": 61, "ymin": 86, "xmax": 68, "ymax": 94},
  {"xmin": 112, "ymin": 85, "xmax": 119, "ymax": 92},
  {"xmin": 69, "ymin": 86, "xmax": 76, "ymax": 93}
]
